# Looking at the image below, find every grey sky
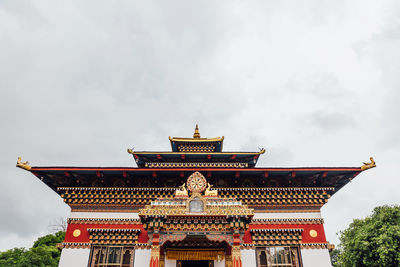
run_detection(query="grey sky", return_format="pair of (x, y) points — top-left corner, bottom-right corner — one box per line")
(1, 0), (399, 250)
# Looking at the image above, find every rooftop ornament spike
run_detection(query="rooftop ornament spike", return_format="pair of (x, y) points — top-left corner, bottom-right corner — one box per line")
(193, 124), (201, 139)
(361, 157), (376, 171)
(16, 157), (31, 171)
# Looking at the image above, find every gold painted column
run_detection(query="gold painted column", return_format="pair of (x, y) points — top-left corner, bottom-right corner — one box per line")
(231, 246), (242, 267)
(149, 245), (160, 267)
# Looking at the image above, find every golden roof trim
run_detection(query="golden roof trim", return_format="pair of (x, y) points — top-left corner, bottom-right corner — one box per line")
(129, 150), (263, 155)
(168, 136), (224, 142)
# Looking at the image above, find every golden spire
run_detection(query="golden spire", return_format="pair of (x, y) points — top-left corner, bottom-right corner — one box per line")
(193, 124), (200, 138)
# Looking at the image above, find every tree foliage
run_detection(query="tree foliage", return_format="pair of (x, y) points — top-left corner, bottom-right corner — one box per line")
(0, 231), (65, 267)
(332, 205), (400, 267)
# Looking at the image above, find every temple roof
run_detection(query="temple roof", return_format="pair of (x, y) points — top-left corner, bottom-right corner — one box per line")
(128, 125), (265, 167)
(169, 125), (224, 152)
(128, 150), (265, 168)
(16, 126), (376, 207)
(26, 166), (363, 193)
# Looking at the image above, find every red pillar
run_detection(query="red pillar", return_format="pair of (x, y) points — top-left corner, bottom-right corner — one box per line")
(232, 246), (242, 267)
(149, 232), (160, 267)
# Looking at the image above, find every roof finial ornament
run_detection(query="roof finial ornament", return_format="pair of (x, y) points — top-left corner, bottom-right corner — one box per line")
(193, 124), (200, 139)
(361, 157), (376, 171)
(16, 157), (31, 171)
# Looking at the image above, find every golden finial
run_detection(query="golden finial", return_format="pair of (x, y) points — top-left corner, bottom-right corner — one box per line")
(361, 157), (376, 171)
(193, 124), (200, 138)
(204, 182), (218, 197)
(175, 183), (188, 198)
(16, 157), (31, 171)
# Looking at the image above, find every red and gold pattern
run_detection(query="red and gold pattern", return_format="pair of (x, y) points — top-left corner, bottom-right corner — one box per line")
(64, 223), (149, 245)
(145, 162), (248, 168)
(88, 228), (140, 245)
(59, 186), (333, 211)
(246, 223), (327, 244)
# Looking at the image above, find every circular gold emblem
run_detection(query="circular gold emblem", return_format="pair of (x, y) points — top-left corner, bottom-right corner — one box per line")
(73, 229), (81, 237)
(309, 229), (318, 238)
(186, 172), (207, 193)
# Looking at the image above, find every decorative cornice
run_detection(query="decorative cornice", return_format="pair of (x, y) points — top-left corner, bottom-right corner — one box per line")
(87, 228), (141, 233)
(134, 243), (151, 249)
(253, 208), (321, 213)
(168, 136), (224, 142)
(251, 218), (324, 224)
(60, 186), (333, 210)
(129, 151), (263, 155)
(58, 187), (177, 191)
(241, 244), (255, 249)
(300, 243), (329, 249)
(250, 228), (303, 234)
(140, 202), (254, 217)
(61, 242), (90, 249)
(144, 162), (248, 168)
(219, 187), (335, 192)
(59, 186), (334, 192)
(88, 228), (141, 245)
(250, 228), (303, 246)
(70, 207), (142, 213)
(68, 218), (141, 224)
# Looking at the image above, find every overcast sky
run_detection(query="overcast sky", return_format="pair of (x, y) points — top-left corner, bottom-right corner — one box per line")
(1, 0), (399, 251)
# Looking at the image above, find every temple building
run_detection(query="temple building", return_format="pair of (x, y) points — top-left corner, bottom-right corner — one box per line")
(16, 126), (376, 267)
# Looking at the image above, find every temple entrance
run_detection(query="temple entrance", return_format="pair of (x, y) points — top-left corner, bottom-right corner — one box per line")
(162, 235), (227, 267)
(178, 260), (213, 267)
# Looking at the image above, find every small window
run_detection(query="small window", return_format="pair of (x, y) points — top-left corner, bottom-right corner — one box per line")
(90, 246), (134, 267)
(259, 250), (267, 267)
(189, 197), (204, 212)
(256, 247), (301, 267)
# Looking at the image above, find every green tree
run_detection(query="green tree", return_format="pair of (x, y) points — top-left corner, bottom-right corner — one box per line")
(33, 231), (65, 248)
(0, 231), (65, 267)
(332, 205), (400, 267)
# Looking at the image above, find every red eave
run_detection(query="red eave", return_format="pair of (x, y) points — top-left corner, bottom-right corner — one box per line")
(30, 167), (362, 172)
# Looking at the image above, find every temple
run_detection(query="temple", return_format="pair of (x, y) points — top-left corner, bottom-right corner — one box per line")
(16, 126), (376, 267)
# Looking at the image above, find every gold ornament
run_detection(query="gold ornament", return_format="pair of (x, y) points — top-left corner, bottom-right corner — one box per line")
(187, 172), (207, 193)
(361, 157), (376, 171)
(309, 229), (318, 238)
(73, 229), (81, 237)
(204, 183), (218, 197)
(175, 183), (188, 197)
(16, 157), (31, 171)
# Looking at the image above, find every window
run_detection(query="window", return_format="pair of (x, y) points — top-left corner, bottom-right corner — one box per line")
(256, 247), (301, 267)
(90, 246), (134, 267)
(189, 197), (204, 212)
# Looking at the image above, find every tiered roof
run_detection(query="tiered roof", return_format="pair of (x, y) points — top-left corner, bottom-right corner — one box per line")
(130, 125), (264, 168)
(16, 126), (376, 211)
(169, 124), (224, 152)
